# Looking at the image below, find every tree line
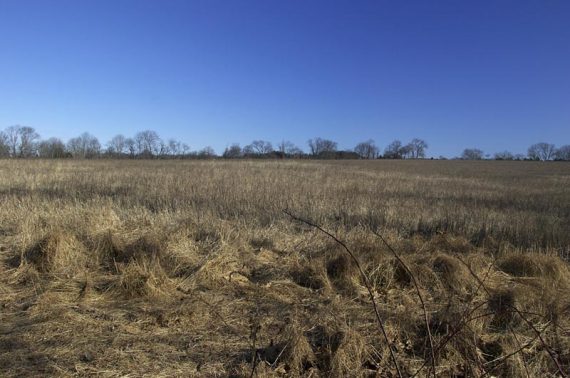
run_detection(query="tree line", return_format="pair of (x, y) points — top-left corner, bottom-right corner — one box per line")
(0, 125), (568, 161)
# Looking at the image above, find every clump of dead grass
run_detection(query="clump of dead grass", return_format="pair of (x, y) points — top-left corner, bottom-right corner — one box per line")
(21, 230), (87, 277)
(110, 259), (173, 299)
(432, 253), (476, 294)
(497, 252), (570, 282)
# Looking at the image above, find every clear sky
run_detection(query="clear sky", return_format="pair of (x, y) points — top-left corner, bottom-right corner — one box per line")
(1, 1), (569, 157)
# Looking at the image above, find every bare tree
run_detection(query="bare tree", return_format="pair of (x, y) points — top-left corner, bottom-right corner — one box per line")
(5, 125), (21, 157)
(407, 138), (428, 159)
(125, 138), (136, 157)
(107, 134), (127, 155)
(354, 139), (379, 159)
(223, 143), (242, 158)
(181, 143), (190, 156)
(167, 139), (182, 156)
(134, 130), (161, 156)
(0, 131), (9, 157)
(198, 146), (216, 158)
(38, 138), (66, 158)
(555, 145), (570, 161)
(308, 137), (337, 157)
(528, 142), (556, 161)
(67, 132), (101, 158)
(250, 140), (273, 154)
(461, 148), (484, 160)
(400, 144), (413, 159)
(277, 140), (302, 157)
(494, 151), (514, 160)
(384, 140), (403, 159)
(242, 144), (255, 156)
(4, 125), (40, 157)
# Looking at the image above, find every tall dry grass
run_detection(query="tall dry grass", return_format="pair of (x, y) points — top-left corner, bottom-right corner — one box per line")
(0, 159), (569, 376)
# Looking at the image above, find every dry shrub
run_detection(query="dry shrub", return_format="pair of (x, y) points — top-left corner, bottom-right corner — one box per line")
(22, 231), (87, 276)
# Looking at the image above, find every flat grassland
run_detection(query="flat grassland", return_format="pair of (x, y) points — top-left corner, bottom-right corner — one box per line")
(0, 159), (569, 377)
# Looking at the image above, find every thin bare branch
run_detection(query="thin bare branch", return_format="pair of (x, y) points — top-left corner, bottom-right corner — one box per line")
(283, 209), (403, 378)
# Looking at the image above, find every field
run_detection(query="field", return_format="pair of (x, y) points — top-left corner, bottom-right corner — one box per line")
(1, 159), (569, 377)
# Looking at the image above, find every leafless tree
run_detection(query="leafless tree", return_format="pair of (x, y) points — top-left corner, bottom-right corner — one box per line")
(555, 145), (570, 161)
(308, 137), (337, 157)
(181, 143), (190, 156)
(134, 130), (161, 156)
(528, 142), (556, 161)
(125, 138), (136, 157)
(5, 125), (40, 157)
(400, 144), (413, 159)
(198, 146), (216, 158)
(407, 138), (428, 159)
(384, 140), (403, 159)
(38, 138), (66, 158)
(461, 148), (484, 160)
(167, 139), (182, 156)
(67, 132), (101, 158)
(223, 143), (242, 158)
(494, 151), (514, 160)
(354, 139), (379, 159)
(0, 131), (9, 157)
(5, 125), (21, 157)
(277, 140), (302, 157)
(107, 134), (127, 154)
(250, 140), (273, 154)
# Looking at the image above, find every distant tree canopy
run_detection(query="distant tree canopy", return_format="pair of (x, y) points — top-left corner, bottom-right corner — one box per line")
(38, 138), (67, 158)
(1, 124), (569, 161)
(494, 151), (514, 160)
(67, 132), (101, 158)
(461, 148), (484, 160)
(382, 139), (429, 159)
(528, 142), (557, 161)
(308, 137), (338, 157)
(354, 139), (379, 159)
(555, 145), (570, 161)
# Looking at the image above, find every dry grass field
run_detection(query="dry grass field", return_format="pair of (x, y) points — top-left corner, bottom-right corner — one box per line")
(1, 159), (569, 377)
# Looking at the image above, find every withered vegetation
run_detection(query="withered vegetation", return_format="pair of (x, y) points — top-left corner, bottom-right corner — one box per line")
(0, 159), (569, 377)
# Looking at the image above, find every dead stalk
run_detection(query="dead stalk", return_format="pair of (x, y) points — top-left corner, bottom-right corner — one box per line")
(372, 229), (436, 378)
(283, 209), (403, 378)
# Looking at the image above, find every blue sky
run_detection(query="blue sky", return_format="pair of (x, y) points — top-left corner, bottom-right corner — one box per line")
(1, 1), (569, 157)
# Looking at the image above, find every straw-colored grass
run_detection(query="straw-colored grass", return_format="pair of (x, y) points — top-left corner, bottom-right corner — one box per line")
(0, 159), (569, 376)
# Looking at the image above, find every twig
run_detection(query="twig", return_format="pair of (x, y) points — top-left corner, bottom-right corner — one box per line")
(456, 256), (567, 377)
(481, 321), (552, 377)
(507, 305), (566, 377)
(373, 229), (437, 378)
(411, 300), (490, 378)
(282, 209), (403, 378)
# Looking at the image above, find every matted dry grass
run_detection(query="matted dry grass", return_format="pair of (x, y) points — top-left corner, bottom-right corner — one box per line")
(0, 159), (569, 377)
